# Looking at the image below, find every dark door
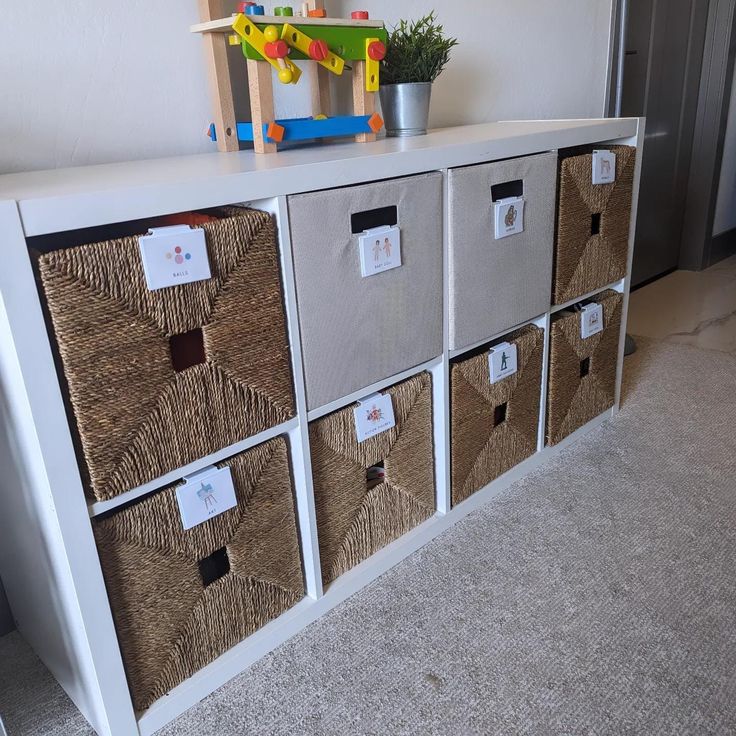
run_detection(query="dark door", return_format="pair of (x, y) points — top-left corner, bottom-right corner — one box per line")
(619, 0), (709, 285)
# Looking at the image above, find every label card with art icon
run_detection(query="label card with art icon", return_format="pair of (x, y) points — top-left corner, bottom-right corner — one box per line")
(353, 392), (396, 442)
(580, 303), (604, 339)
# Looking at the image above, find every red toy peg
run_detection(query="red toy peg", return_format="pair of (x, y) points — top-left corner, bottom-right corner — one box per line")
(308, 39), (330, 61)
(351, 10), (369, 19)
(264, 39), (289, 58)
(367, 40), (386, 61)
(237, 1), (255, 11)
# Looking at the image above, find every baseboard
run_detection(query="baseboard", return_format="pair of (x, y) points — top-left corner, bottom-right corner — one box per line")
(708, 227), (736, 267)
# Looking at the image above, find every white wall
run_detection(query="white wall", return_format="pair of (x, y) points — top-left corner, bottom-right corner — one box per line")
(713, 69), (736, 236)
(0, 1), (613, 174)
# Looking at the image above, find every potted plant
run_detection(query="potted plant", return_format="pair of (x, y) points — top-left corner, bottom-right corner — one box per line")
(379, 12), (459, 137)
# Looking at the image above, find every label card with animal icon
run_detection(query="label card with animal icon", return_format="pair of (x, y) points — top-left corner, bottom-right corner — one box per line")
(138, 225), (211, 291)
(353, 392), (396, 442)
(176, 465), (237, 530)
(488, 342), (518, 383)
(580, 303), (604, 339)
(358, 225), (402, 278)
(494, 197), (525, 239)
(592, 150), (617, 185)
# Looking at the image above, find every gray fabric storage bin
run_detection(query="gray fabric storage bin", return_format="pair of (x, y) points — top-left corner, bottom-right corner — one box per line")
(448, 152), (557, 351)
(288, 173), (443, 410)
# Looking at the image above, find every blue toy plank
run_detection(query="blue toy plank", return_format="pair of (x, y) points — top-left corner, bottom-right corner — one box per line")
(208, 115), (377, 144)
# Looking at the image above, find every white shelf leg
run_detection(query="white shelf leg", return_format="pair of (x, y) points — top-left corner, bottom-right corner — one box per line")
(274, 195), (324, 600)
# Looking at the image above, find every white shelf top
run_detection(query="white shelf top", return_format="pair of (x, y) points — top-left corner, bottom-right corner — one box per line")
(0, 119), (638, 236)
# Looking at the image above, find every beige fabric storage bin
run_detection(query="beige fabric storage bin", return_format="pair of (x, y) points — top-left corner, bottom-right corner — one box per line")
(37, 208), (295, 502)
(547, 290), (623, 445)
(451, 325), (544, 506)
(288, 173), (443, 410)
(553, 146), (636, 305)
(94, 437), (303, 712)
(309, 373), (435, 585)
(448, 152), (557, 350)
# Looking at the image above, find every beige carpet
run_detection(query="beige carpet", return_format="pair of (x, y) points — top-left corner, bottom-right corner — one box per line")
(1, 337), (735, 735)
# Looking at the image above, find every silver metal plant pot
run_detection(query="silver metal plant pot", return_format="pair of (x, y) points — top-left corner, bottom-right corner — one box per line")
(379, 82), (432, 137)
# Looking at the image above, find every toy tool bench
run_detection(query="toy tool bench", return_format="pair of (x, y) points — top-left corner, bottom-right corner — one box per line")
(193, 1), (387, 152)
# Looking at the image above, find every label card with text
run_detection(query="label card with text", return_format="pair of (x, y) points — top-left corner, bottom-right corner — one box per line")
(358, 225), (402, 277)
(176, 465), (237, 530)
(592, 150), (617, 185)
(139, 225), (211, 291)
(494, 197), (525, 239)
(353, 392), (396, 442)
(580, 303), (604, 339)
(488, 342), (518, 383)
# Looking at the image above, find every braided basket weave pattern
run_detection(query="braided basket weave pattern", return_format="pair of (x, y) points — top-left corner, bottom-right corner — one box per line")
(38, 208), (295, 501)
(451, 325), (544, 506)
(310, 373), (435, 586)
(546, 290), (623, 445)
(553, 146), (635, 304)
(94, 437), (304, 712)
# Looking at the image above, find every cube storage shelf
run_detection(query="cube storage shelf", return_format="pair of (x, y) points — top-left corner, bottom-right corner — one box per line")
(0, 119), (643, 736)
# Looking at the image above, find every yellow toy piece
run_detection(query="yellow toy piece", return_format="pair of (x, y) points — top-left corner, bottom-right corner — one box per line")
(280, 23), (345, 76)
(231, 14), (302, 85)
(364, 37), (380, 92)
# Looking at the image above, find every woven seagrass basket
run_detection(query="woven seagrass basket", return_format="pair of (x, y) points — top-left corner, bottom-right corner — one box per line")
(37, 207), (295, 501)
(553, 146), (636, 305)
(546, 290), (623, 445)
(309, 372), (435, 586)
(451, 325), (544, 506)
(94, 436), (303, 712)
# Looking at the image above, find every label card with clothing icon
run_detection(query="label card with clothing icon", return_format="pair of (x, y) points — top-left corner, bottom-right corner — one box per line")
(488, 341), (518, 383)
(176, 465), (237, 530)
(592, 150), (617, 185)
(358, 225), (402, 277)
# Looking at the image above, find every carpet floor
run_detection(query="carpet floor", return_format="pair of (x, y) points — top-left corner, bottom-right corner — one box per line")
(1, 337), (735, 735)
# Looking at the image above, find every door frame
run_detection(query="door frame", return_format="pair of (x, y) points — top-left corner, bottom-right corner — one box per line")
(607, 0), (736, 272)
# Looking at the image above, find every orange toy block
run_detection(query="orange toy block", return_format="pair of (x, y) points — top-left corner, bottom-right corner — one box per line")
(367, 113), (384, 133)
(307, 8), (327, 16)
(267, 121), (286, 142)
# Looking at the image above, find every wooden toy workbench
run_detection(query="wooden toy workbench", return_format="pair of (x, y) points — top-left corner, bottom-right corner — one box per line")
(193, 0), (387, 152)
(0, 118), (644, 736)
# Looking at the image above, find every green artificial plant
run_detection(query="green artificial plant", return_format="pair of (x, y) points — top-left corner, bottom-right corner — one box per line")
(381, 12), (459, 85)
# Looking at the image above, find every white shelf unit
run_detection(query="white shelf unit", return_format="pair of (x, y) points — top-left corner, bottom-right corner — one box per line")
(0, 119), (644, 736)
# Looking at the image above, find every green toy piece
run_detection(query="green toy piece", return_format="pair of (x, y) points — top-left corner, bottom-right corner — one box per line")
(240, 24), (387, 62)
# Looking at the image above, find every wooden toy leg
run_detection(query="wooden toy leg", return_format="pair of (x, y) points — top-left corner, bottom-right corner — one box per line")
(247, 59), (277, 154)
(352, 61), (376, 143)
(311, 66), (332, 117)
(199, 0), (239, 152)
